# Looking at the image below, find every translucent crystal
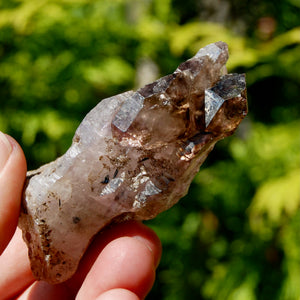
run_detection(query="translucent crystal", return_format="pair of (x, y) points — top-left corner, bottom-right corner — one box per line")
(19, 41), (247, 284)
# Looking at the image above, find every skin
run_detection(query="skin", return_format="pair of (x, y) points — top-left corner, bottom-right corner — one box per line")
(0, 133), (162, 300)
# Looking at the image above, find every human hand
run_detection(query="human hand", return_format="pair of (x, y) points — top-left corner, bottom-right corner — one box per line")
(0, 132), (162, 300)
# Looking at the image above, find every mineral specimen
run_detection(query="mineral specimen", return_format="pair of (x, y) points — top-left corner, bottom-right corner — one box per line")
(19, 41), (247, 284)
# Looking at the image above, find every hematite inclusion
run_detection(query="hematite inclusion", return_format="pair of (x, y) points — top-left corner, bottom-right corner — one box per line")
(19, 41), (248, 284)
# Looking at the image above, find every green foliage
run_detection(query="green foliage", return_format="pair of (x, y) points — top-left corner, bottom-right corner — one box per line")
(1, 0), (299, 299)
(149, 120), (300, 300)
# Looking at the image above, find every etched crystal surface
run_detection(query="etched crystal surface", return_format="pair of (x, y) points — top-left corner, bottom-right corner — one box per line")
(19, 41), (247, 284)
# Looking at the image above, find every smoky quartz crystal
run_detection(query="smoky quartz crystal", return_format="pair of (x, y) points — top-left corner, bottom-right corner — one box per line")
(19, 41), (247, 284)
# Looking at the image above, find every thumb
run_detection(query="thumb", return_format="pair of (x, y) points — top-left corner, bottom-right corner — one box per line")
(0, 132), (27, 254)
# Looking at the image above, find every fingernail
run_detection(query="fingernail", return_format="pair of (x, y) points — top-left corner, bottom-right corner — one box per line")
(133, 236), (153, 253)
(133, 235), (158, 267)
(0, 132), (12, 172)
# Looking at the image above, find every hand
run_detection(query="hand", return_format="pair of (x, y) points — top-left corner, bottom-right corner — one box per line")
(0, 132), (162, 300)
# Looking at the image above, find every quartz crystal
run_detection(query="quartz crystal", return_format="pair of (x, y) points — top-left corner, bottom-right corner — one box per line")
(19, 41), (247, 284)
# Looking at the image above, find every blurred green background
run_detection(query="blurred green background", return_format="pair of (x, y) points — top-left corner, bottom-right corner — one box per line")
(0, 0), (299, 299)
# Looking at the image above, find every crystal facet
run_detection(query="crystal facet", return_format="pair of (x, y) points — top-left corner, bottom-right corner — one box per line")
(205, 89), (225, 127)
(112, 92), (145, 132)
(19, 41), (248, 284)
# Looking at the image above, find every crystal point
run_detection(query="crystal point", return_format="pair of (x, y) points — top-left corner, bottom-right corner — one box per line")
(205, 73), (246, 127)
(19, 41), (247, 284)
(195, 42), (222, 62)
